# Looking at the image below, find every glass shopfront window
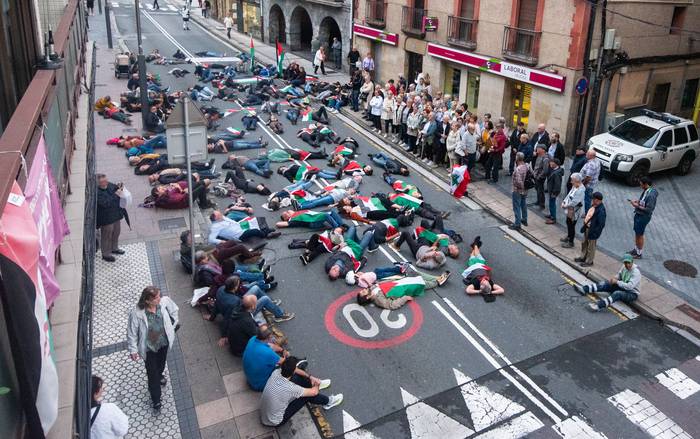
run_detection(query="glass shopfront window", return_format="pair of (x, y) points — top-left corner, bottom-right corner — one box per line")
(466, 71), (479, 112)
(510, 81), (531, 127)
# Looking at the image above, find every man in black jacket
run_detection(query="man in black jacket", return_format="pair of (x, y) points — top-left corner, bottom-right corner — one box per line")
(548, 133), (566, 166)
(145, 106), (165, 133)
(219, 295), (260, 356)
(347, 47), (360, 77)
(508, 121), (526, 175)
(96, 174), (125, 262)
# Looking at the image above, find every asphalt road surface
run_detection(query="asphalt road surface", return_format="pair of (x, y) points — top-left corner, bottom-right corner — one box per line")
(114, 3), (700, 438)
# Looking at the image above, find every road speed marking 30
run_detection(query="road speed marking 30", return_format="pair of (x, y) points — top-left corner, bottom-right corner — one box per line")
(324, 291), (423, 349)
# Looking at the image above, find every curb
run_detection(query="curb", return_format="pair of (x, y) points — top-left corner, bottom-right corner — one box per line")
(338, 109), (700, 338)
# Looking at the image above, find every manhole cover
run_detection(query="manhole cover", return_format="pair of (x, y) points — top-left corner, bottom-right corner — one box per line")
(663, 260), (697, 278)
(158, 217), (187, 231)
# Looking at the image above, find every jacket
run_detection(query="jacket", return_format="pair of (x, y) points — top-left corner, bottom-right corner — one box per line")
(491, 130), (507, 155)
(551, 142), (566, 165)
(616, 264), (641, 295)
(546, 166), (564, 196)
(569, 153), (587, 173)
(634, 187), (658, 218)
(127, 296), (179, 359)
(369, 95), (383, 116)
(529, 130), (550, 149)
(96, 183), (124, 227)
(90, 402), (129, 439)
(381, 96), (394, 120)
(446, 130), (461, 159)
(406, 112), (422, 136)
(324, 251), (354, 277)
(222, 308), (258, 356)
(584, 203), (606, 241)
(509, 128), (526, 151)
(533, 154), (550, 181)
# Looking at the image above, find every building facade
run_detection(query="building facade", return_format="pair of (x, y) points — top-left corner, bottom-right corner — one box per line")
(353, 0), (700, 145)
(262, 0), (352, 69)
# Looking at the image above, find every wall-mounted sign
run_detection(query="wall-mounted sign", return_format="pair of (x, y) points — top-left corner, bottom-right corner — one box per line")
(353, 23), (399, 46)
(575, 77), (589, 95)
(427, 42), (566, 93)
(422, 16), (438, 32)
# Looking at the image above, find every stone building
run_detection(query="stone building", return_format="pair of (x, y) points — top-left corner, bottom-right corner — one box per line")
(353, 0), (700, 145)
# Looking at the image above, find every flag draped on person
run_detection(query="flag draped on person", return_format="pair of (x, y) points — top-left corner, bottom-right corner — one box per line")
(249, 37), (255, 72)
(238, 216), (260, 230)
(450, 164), (471, 198)
(355, 196), (386, 211)
(276, 40), (285, 77)
(378, 276), (426, 298)
(381, 218), (400, 240)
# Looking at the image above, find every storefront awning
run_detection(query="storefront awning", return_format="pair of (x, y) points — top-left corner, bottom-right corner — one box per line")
(353, 24), (399, 46)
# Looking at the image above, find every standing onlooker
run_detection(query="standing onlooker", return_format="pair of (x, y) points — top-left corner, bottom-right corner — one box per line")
(87, 0), (95, 15)
(529, 123), (550, 149)
(420, 112), (437, 165)
(347, 47), (360, 77)
(399, 97), (411, 148)
(560, 173), (585, 248)
(580, 149), (601, 212)
(435, 115), (450, 167)
(96, 174), (125, 262)
(181, 6), (191, 30)
(313, 46), (326, 75)
(545, 159), (564, 224)
(461, 123), (478, 172)
(509, 152), (530, 230)
(224, 13), (234, 39)
(350, 70), (362, 112)
(392, 95), (406, 144)
(566, 146), (587, 193)
(369, 90), (384, 133)
(508, 121), (526, 175)
(152, 0), (159, 10)
(90, 375), (129, 439)
(548, 133), (566, 165)
(331, 37), (342, 69)
(576, 192), (606, 267)
(203, 0), (211, 18)
(405, 106), (421, 154)
(380, 91), (395, 138)
(446, 121), (462, 170)
(127, 286), (179, 410)
(629, 176), (657, 259)
(532, 144), (550, 209)
(486, 123), (507, 183)
(362, 52), (375, 76)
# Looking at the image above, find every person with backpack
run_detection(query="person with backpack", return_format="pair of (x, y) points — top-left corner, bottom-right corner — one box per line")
(90, 375), (129, 438)
(509, 152), (532, 231)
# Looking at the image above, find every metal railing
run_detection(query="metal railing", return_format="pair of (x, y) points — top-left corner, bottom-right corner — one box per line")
(401, 6), (426, 37)
(502, 26), (541, 65)
(365, 0), (387, 28)
(447, 15), (477, 50)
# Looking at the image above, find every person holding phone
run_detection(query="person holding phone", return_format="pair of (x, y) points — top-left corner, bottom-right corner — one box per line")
(96, 174), (126, 262)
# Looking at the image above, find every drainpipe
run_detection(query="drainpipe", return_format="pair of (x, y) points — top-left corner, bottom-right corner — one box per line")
(573, 0), (597, 152)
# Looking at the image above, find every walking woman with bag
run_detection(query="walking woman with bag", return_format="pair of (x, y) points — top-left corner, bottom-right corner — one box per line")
(90, 375), (129, 438)
(127, 286), (179, 410)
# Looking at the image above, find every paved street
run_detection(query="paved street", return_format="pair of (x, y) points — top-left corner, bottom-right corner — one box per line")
(94, 2), (700, 438)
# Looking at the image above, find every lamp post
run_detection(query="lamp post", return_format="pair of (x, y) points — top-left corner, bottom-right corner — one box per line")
(182, 97), (196, 280)
(134, 0), (150, 129)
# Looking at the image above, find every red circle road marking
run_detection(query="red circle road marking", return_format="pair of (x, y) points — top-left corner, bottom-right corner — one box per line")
(324, 291), (424, 349)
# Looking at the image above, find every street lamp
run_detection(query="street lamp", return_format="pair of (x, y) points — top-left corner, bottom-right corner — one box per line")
(134, 0), (150, 129)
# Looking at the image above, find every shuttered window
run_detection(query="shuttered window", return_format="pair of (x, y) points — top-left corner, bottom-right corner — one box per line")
(460, 0), (474, 18)
(517, 0), (538, 30)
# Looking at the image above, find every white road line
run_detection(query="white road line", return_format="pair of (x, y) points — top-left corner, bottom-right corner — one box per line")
(111, 2), (119, 7)
(553, 416), (609, 439)
(342, 411), (379, 438)
(655, 368), (700, 399)
(473, 412), (544, 439)
(432, 300), (563, 424)
(140, 9), (197, 62)
(608, 389), (691, 439)
(401, 387), (475, 439)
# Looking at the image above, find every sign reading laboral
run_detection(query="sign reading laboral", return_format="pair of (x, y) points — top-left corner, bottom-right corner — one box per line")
(427, 43), (566, 93)
(354, 23), (399, 46)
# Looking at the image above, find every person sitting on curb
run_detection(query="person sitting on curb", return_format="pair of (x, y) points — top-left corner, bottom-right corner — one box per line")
(260, 355), (343, 427)
(210, 276), (291, 324)
(462, 236), (505, 302)
(574, 254), (641, 312)
(218, 295), (286, 357)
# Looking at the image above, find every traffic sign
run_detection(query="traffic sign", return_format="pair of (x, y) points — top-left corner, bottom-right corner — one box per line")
(575, 77), (589, 95)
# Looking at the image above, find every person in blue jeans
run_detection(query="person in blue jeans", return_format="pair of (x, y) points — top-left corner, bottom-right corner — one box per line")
(210, 277), (291, 322)
(293, 188), (353, 211)
(369, 152), (410, 176)
(225, 139), (268, 150)
(243, 157), (272, 177)
(277, 208), (345, 229)
(575, 254), (641, 312)
(509, 152), (529, 230)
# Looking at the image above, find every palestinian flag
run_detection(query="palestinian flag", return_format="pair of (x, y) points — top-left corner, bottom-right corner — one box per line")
(319, 127), (334, 135)
(290, 147), (310, 161)
(290, 189), (314, 202)
(462, 254), (490, 280)
(249, 37), (255, 72)
(339, 245), (362, 271)
(0, 182), (59, 437)
(294, 164), (318, 182)
(342, 160), (364, 175)
(356, 196), (386, 212)
(226, 127), (243, 135)
(389, 192), (423, 209)
(238, 216), (260, 230)
(450, 164), (471, 198)
(301, 109), (313, 122)
(381, 218), (400, 240)
(414, 226), (450, 248)
(317, 230), (336, 252)
(391, 180), (421, 197)
(267, 149), (293, 162)
(289, 210), (327, 224)
(276, 40), (285, 77)
(334, 145), (354, 156)
(378, 276), (426, 298)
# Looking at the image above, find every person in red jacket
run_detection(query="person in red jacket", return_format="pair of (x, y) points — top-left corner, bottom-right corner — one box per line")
(151, 179), (215, 209)
(485, 123), (508, 183)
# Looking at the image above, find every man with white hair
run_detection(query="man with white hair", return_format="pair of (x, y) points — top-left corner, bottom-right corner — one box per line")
(529, 123), (550, 149)
(460, 123), (479, 172)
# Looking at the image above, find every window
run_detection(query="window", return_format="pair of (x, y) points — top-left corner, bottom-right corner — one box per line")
(518, 0), (538, 30)
(681, 78), (698, 110)
(670, 7), (686, 35)
(688, 125), (699, 142)
(609, 120), (660, 148)
(658, 131), (673, 148)
(674, 127), (689, 145)
(466, 71), (480, 111)
(460, 0), (475, 18)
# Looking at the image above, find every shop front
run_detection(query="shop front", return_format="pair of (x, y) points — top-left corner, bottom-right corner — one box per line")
(443, 64), (480, 113)
(237, 0), (261, 39)
(352, 23), (399, 82)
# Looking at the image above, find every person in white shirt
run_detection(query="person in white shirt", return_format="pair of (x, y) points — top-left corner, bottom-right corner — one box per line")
(223, 13), (234, 39)
(313, 47), (326, 75)
(90, 376), (129, 439)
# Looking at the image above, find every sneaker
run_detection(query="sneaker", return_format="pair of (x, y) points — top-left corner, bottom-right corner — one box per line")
(296, 359), (308, 370)
(299, 254), (310, 265)
(574, 257), (585, 262)
(573, 284), (585, 295)
(319, 379), (331, 390)
(579, 261), (593, 267)
(367, 246), (378, 253)
(545, 219), (556, 224)
(587, 303), (601, 312)
(267, 281), (278, 290)
(291, 199), (301, 210)
(257, 258), (267, 269)
(112, 248), (126, 255)
(323, 394), (344, 410)
(521, 220), (528, 226)
(266, 231), (282, 239)
(102, 255), (116, 262)
(508, 224), (521, 231)
(265, 275), (276, 283)
(272, 298), (282, 306)
(389, 243), (401, 252)
(153, 401), (162, 410)
(274, 313), (295, 322)
(560, 236), (569, 243)
(632, 252), (642, 259)
(427, 160), (435, 166)
(436, 271), (451, 286)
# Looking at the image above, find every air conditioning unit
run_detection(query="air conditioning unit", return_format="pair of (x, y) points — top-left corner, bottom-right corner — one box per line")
(606, 112), (626, 131)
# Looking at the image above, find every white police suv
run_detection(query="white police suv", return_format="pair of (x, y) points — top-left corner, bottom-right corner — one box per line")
(587, 110), (699, 185)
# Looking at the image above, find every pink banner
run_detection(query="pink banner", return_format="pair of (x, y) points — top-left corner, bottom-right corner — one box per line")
(24, 137), (70, 307)
(354, 24), (399, 46)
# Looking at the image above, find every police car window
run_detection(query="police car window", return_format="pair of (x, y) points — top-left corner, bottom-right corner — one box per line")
(674, 127), (688, 145)
(609, 120), (659, 148)
(658, 131), (673, 148)
(688, 125), (699, 142)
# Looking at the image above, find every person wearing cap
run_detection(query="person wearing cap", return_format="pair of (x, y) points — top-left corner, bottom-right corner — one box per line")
(575, 254), (641, 311)
(463, 236), (505, 300)
(628, 176), (657, 259)
(576, 191), (606, 267)
(532, 144), (550, 209)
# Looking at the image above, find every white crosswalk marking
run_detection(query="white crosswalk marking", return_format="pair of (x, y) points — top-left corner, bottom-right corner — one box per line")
(656, 368), (700, 399)
(608, 389), (692, 439)
(453, 369), (526, 432)
(342, 411), (379, 439)
(111, 2), (119, 8)
(401, 387), (475, 439)
(553, 416), (608, 439)
(473, 412), (544, 439)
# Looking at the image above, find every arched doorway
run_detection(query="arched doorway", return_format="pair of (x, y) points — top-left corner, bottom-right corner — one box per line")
(268, 4), (286, 44)
(318, 16), (341, 50)
(289, 7), (313, 51)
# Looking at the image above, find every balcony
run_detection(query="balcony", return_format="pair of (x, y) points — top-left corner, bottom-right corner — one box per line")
(401, 6), (426, 37)
(365, 0), (387, 28)
(447, 15), (477, 50)
(502, 26), (541, 65)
